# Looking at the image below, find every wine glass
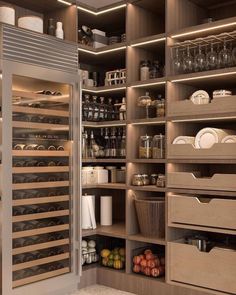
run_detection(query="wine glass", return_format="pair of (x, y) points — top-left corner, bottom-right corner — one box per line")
(172, 48), (182, 74)
(206, 42), (218, 70)
(183, 46), (194, 73)
(219, 39), (232, 68)
(194, 45), (206, 72)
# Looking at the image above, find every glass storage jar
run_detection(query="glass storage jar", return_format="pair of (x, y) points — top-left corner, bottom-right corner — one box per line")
(152, 134), (165, 159)
(156, 174), (165, 187)
(132, 174), (144, 186)
(140, 60), (150, 81)
(156, 96), (165, 117)
(150, 174), (158, 185)
(141, 174), (150, 186)
(139, 135), (153, 159)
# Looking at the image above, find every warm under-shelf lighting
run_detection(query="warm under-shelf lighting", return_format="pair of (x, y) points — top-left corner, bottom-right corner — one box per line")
(83, 122), (127, 128)
(171, 116), (236, 123)
(131, 37), (166, 47)
(131, 81), (166, 88)
(171, 71), (236, 83)
(78, 46), (126, 55)
(57, 0), (72, 6)
(82, 86), (126, 93)
(131, 121), (166, 126)
(171, 22), (236, 39)
(77, 4), (126, 16)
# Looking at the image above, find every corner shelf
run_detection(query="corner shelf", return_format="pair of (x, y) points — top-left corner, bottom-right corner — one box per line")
(83, 223), (126, 239)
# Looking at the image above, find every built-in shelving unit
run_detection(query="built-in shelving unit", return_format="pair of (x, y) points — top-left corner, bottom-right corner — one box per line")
(78, 1), (236, 295)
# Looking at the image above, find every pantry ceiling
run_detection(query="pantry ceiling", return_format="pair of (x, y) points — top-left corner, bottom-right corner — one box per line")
(78, 0), (122, 9)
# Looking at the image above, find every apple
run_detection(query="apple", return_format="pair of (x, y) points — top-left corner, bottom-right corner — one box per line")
(140, 259), (147, 267)
(133, 264), (141, 273)
(147, 259), (156, 269)
(133, 255), (141, 265)
(146, 253), (155, 260)
(151, 267), (160, 277)
(144, 267), (151, 276)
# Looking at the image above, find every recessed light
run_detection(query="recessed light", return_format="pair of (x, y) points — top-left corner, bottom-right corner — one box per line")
(78, 46), (126, 55)
(131, 81), (166, 88)
(77, 4), (126, 16)
(131, 37), (166, 47)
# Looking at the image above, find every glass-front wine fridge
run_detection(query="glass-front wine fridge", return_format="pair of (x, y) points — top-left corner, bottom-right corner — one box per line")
(1, 60), (81, 295)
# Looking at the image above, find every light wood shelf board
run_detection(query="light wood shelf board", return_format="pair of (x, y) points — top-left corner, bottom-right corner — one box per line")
(12, 106), (69, 117)
(13, 210), (70, 223)
(128, 185), (166, 192)
(13, 253), (69, 271)
(12, 150), (70, 157)
(13, 90), (70, 104)
(12, 267), (70, 288)
(12, 121), (69, 131)
(13, 181), (69, 190)
(13, 166), (70, 174)
(13, 239), (70, 255)
(13, 224), (70, 239)
(13, 195), (70, 206)
(128, 234), (166, 246)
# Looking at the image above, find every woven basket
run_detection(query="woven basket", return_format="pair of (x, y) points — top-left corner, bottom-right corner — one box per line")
(134, 198), (165, 238)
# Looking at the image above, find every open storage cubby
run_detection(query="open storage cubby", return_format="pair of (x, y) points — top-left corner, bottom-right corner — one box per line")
(167, 120), (236, 159)
(167, 0), (236, 35)
(0, 0), (77, 42)
(127, 190), (165, 241)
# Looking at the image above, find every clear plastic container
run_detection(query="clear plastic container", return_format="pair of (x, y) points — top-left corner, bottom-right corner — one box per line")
(152, 134), (165, 159)
(139, 135), (153, 159)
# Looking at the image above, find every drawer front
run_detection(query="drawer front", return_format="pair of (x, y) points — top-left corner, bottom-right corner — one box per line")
(169, 242), (236, 294)
(169, 195), (236, 230)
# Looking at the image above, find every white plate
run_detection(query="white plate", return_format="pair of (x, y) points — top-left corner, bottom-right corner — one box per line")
(195, 128), (234, 149)
(173, 136), (195, 145)
(222, 135), (236, 143)
(190, 90), (210, 105)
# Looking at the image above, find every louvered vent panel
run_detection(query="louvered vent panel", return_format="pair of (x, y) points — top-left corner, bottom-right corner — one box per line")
(2, 25), (78, 73)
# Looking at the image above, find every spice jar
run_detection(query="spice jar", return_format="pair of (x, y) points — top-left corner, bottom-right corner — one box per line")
(150, 174), (158, 185)
(142, 174), (150, 186)
(156, 174), (165, 187)
(140, 60), (150, 81)
(152, 134), (165, 159)
(132, 174), (143, 186)
(139, 135), (153, 159)
(156, 95), (165, 117)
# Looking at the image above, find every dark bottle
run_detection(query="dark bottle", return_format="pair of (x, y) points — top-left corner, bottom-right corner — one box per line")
(99, 97), (105, 121)
(13, 256), (23, 264)
(107, 98), (114, 121)
(110, 128), (117, 158)
(13, 191), (26, 200)
(22, 253), (35, 262)
(47, 18), (55, 36)
(13, 239), (22, 248)
(114, 99), (120, 120)
(82, 94), (90, 121)
(104, 128), (110, 158)
(116, 128), (122, 158)
(13, 175), (26, 184)
(14, 161), (26, 167)
(25, 160), (38, 167)
(36, 161), (47, 167)
(35, 251), (47, 260)
(120, 127), (126, 158)
(13, 207), (26, 216)
(48, 161), (56, 166)
(92, 96), (99, 121)
(47, 248), (57, 256)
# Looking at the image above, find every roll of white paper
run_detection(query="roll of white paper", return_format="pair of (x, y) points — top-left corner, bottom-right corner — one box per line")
(82, 195), (95, 229)
(100, 196), (112, 226)
(0, 6), (15, 25)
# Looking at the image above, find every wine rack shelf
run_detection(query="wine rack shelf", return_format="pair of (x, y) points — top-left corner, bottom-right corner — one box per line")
(13, 196), (70, 206)
(12, 224), (70, 239)
(13, 210), (70, 223)
(12, 267), (70, 288)
(12, 150), (70, 157)
(13, 167), (70, 174)
(12, 181), (70, 190)
(12, 121), (69, 131)
(13, 239), (70, 256)
(12, 90), (70, 104)
(13, 253), (70, 272)
(12, 106), (69, 118)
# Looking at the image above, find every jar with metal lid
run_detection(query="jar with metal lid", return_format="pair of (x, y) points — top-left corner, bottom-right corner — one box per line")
(156, 174), (165, 187)
(140, 60), (150, 81)
(150, 174), (158, 185)
(139, 135), (153, 159)
(132, 174), (143, 186)
(141, 174), (150, 186)
(152, 134), (165, 159)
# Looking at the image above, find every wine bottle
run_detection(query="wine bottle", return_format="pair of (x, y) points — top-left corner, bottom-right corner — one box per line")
(57, 146), (64, 151)
(13, 143), (26, 150)
(48, 161), (56, 166)
(14, 161), (26, 167)
(22, 253), (35, 262)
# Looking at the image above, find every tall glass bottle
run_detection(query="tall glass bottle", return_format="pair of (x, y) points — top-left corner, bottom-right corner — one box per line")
(92, 96), (99, 121)
(107, 98), (114, 121)
(110, 128), (117, 158)
(116, 128), (122, 158)
(89, 131), (96, 158)
(88, 95), (93, 121)
(99, 97), (105, 121)
(82, 128), (89, 159)
(120, 127), (126, 158)
(104, 128), (110, 158)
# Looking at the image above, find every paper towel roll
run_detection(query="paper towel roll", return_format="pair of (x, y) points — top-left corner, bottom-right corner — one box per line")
(100, 196), (112, 226)
(82, 195), (95, 229)
(0, 6), (15, 25)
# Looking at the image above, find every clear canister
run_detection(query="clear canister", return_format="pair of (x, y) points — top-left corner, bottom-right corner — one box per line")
(152, 134), (165, 159)
(139, 135), (153, 159)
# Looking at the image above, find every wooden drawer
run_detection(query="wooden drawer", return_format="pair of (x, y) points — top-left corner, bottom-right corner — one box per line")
(169, 241), (236, 294)
(168, 96), (236, 118)
(168, 143), (236, 159)
(168, 194), (236, 230)
(168, 172), (236, 191)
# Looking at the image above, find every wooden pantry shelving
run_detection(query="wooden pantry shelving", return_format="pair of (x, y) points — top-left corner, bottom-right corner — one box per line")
(78, 1), (236, 295)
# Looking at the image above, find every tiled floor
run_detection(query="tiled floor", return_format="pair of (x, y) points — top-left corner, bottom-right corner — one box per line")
(72, 285), (135, 295)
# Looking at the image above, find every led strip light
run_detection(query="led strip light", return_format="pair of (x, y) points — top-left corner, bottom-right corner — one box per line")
(131, 37), (166, 47)
(82, 86), (126, 93)
(171, 71), (236, 83)
(57, 0), (72, 6)
(131, 81), (166, 88)
(77, 4), (126, 16)
(78, 46), (126, 55)
(171, 22), (236, 39)
(171, 116), (236, 123)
